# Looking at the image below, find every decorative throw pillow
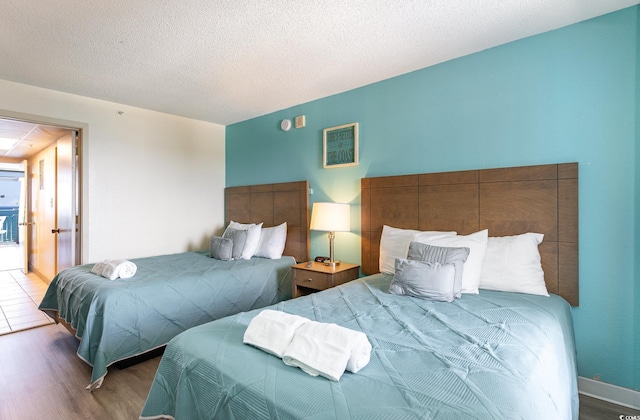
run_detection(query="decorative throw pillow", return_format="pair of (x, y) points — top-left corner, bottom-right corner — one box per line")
(389, 259), (456, 302)
(224, 221), (263, 259)
(407, 242), (469, 298)
(209, 236), (233, 261)
(222, 228), (248, 260)
(379, 225), (456, 275)
(479, 232), (549, 296)
(254, 222), (287, 259)
(413, 229), (488, 294)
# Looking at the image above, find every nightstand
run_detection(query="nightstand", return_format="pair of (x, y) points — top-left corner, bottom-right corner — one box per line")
(291, 261), (360, 298)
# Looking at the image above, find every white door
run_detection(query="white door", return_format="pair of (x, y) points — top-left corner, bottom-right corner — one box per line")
(54, 132), (75, 273)
(18, 159), (27, 273)
(31, 131), (76, 279)
(37, 146), (57, 279)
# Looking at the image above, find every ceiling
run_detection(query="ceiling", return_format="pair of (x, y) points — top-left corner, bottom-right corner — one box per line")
(0, 119), (71, 162)
(0, 0), (637, 129)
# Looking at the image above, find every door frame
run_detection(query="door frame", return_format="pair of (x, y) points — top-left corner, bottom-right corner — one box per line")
(0, 108), (86, 270)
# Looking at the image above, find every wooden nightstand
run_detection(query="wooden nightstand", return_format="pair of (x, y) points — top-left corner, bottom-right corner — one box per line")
(291, 261), (360, 298)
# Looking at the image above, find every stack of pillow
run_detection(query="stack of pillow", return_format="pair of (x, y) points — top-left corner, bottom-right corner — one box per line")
(209, 220), (288, 261)
(383, 225), (548, 301)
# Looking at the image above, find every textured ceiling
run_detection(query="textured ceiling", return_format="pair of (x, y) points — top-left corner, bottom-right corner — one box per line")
(0, 119), (71, 159)
(0, 0), (637, 126)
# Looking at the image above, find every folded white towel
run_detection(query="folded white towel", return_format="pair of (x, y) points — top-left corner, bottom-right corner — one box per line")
(90, 259), (137, 280)
(243, 309), (310, 358)
(282, 321), (372, 381)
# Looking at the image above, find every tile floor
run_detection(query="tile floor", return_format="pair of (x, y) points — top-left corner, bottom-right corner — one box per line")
(0, 242), (23, 271)
(0, 269), (53, 335)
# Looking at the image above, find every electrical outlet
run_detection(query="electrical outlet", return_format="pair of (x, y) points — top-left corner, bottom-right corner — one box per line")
(593, 374), (601, 381)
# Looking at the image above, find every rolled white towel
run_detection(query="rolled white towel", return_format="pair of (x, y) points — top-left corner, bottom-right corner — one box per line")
(113, 259), (137, 279)
(346, 331), (372, 374)
(243, 309), (310, 358)
(282, 321), (371, 381)
(90, 259), (137, 280)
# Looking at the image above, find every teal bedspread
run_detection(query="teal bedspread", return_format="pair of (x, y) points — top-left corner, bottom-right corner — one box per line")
(141, 273), (578, 420)
(38, 251), (294, 389)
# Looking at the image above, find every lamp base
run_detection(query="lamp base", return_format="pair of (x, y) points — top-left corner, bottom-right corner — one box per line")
(324, 260), (341, 268)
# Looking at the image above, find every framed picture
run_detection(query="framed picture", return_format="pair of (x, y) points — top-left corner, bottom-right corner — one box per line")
(323, 122), (359, 168)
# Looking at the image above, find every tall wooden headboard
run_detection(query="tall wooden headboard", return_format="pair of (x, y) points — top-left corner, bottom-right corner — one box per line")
(361, 163), (579, 306)
(225, 180), (310, 263)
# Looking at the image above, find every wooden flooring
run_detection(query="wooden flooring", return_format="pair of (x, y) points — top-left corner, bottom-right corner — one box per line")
(0, 323), (638, 419)
(579, 394), (640, 420)
(0, 323), (160, 420)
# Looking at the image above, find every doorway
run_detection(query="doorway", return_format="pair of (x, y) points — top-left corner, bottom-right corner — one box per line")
(0, 115), (82, 281)
(0, 165), (26, 270)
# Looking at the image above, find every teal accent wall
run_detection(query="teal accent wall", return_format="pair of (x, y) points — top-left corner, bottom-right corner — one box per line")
(227, 7), (639, 390)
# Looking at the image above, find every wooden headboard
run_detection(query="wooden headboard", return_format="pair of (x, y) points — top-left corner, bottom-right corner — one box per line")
(225, 180), (310, 263)
(361, 163), (579, 306)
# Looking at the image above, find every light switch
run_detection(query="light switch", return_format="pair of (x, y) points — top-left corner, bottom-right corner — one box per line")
(295, 115), (306, 128)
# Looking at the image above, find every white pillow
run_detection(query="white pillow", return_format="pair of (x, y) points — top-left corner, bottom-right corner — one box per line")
(479, 233), (549, 296)
(414, 229), (488, 294)
(224, 221), (263, 260)
(254, 222), (287, 259)
(379, 225), (456, 274)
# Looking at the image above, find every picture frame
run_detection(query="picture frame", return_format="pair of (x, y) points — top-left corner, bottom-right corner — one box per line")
(322, 122), (359, 168)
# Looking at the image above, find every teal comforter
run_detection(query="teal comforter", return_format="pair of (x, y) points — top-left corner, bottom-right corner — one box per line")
(141, 273), (578, 420)
(38, 252), (294, 389)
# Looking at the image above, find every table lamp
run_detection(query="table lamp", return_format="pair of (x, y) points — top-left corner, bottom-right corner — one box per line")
(310, 202), (350, 268)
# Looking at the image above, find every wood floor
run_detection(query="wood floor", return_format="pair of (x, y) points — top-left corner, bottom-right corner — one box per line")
(0, 323), (638, 420)
(0, 323), (160, 420)
(579, 394), (640, 420)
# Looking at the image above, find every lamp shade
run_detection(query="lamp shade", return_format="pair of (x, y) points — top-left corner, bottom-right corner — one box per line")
(310, 202), (350, 232)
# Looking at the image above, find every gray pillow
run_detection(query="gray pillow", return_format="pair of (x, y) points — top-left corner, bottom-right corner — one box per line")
(222, 228), (248, 260)
(407, 242), (469, 298)
(209, 236), (233, 261)
(389, 259), (457, 302)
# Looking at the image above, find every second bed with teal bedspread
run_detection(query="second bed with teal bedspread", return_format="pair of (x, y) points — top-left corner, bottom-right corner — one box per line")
(39, 251), (294, 389)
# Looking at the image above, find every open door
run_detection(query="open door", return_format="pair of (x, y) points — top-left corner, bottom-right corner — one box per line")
(18, 159), (28, 273)
(27, 129), (78, 280)
(55, 132), (75, 272)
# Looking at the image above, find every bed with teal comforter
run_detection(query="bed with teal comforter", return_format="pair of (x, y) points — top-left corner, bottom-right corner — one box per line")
(38, 251), (294, 390)
(140, 273), (578, 420)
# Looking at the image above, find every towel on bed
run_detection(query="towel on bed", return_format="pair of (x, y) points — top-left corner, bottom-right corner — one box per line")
(243, 309), (310, 358)
(282, 320), (372, 381)
(90, 259), (137, 280)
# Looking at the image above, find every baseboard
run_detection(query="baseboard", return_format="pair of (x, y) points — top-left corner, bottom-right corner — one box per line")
(578, 376), (640, 410)
(31, 267), (51, 284)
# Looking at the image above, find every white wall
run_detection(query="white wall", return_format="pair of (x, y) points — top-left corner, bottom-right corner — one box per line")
(0, 79), (225, 264)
